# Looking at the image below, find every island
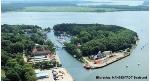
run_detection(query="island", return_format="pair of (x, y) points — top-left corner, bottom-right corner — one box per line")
(53, 23), (139, 69)
(1, 24), (74, 81)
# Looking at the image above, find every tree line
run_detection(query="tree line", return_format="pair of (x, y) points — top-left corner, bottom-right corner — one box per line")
(64, 42), (83, 59)
(2, 3), (148, 12)
(33, 60), (62, 70)
(53, 23), (138, 57)
(89, 5), (149, 11)
(1, 24), (42, 34)
(1, 3), (77, 12)
(1, 24), (55, 81)
(1, 3), (26, 12)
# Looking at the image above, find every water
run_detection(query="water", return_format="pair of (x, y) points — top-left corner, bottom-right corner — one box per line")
(1, 11), (149, 81)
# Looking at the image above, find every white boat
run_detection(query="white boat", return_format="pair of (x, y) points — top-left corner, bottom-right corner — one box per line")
(73, 55), (76, 58)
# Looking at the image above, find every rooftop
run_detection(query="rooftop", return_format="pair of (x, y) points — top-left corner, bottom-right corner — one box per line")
(36, 50), (51, 55)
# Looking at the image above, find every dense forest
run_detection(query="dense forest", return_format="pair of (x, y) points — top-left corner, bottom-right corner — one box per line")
(1, 24), (54, 81)
(1, 3), (77, 12)
(53, 23), (138, 58)
(90, 5), (149, 11)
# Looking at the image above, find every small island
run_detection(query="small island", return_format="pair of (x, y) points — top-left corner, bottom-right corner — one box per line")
(53, 23), (139, 69)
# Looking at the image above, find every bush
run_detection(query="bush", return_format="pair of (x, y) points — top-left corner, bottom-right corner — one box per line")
(127, 49), (130, 52)
(57, 64), (62, 67)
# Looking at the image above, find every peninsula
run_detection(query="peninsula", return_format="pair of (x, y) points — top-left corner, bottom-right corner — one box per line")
(53, 23), (139, 69)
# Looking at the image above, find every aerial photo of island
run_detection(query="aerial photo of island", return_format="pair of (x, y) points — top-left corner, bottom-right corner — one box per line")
(1, 0), (149, 81)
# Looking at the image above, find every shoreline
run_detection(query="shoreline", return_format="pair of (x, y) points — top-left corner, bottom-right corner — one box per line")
(3, 10), (149, 13)
(87, 54), (130, 69)
(54, 52), (61, 64)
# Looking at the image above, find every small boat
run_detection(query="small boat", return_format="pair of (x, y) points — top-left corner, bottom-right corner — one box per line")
(138, 63), (140, 65)
(83, 64), (91, 69)
(73, 55), (76, 58)
(85, 65), (91, 69)
(126, 65), (128, 67)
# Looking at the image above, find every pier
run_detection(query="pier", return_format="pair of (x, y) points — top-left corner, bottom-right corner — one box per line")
(83, 52), (130, 69)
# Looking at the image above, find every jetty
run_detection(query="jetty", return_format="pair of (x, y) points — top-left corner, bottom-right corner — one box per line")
(83, 52), (130, 69)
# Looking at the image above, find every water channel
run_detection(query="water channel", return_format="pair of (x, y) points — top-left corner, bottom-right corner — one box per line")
(1, 11), (149, 81)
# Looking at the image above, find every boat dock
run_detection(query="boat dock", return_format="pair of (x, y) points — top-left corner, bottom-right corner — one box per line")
(83, 52), (130, 69)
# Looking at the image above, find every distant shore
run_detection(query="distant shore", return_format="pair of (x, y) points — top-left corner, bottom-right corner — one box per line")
(17, 6), (149, 12)
(2, 4), (149, 12)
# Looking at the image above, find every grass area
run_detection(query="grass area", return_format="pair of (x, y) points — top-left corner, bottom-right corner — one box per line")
(18, 6), (116, 12)
(134, 36), (139, 41)
(86, 57), (94, 62)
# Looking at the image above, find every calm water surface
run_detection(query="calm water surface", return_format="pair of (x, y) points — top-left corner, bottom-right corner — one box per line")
(1, 11), (149, 81)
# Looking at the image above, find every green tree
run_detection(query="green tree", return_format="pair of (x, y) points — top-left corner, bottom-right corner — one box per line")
(5, 69), (21, 81)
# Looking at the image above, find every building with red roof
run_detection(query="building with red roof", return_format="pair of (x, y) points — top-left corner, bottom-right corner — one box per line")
(35, 50), (51, 56)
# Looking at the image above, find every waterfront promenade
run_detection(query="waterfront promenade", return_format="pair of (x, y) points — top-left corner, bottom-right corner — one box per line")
(83, 52), (130, 69)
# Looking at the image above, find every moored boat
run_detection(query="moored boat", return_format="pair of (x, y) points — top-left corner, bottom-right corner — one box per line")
(85, 65), (91, 69)
(83, 64), (91, 69)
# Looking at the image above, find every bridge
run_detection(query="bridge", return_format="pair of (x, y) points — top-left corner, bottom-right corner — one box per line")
(53, 42), (66, 49)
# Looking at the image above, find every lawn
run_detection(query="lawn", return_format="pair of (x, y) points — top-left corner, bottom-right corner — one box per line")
(86, 57), (94, 62)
